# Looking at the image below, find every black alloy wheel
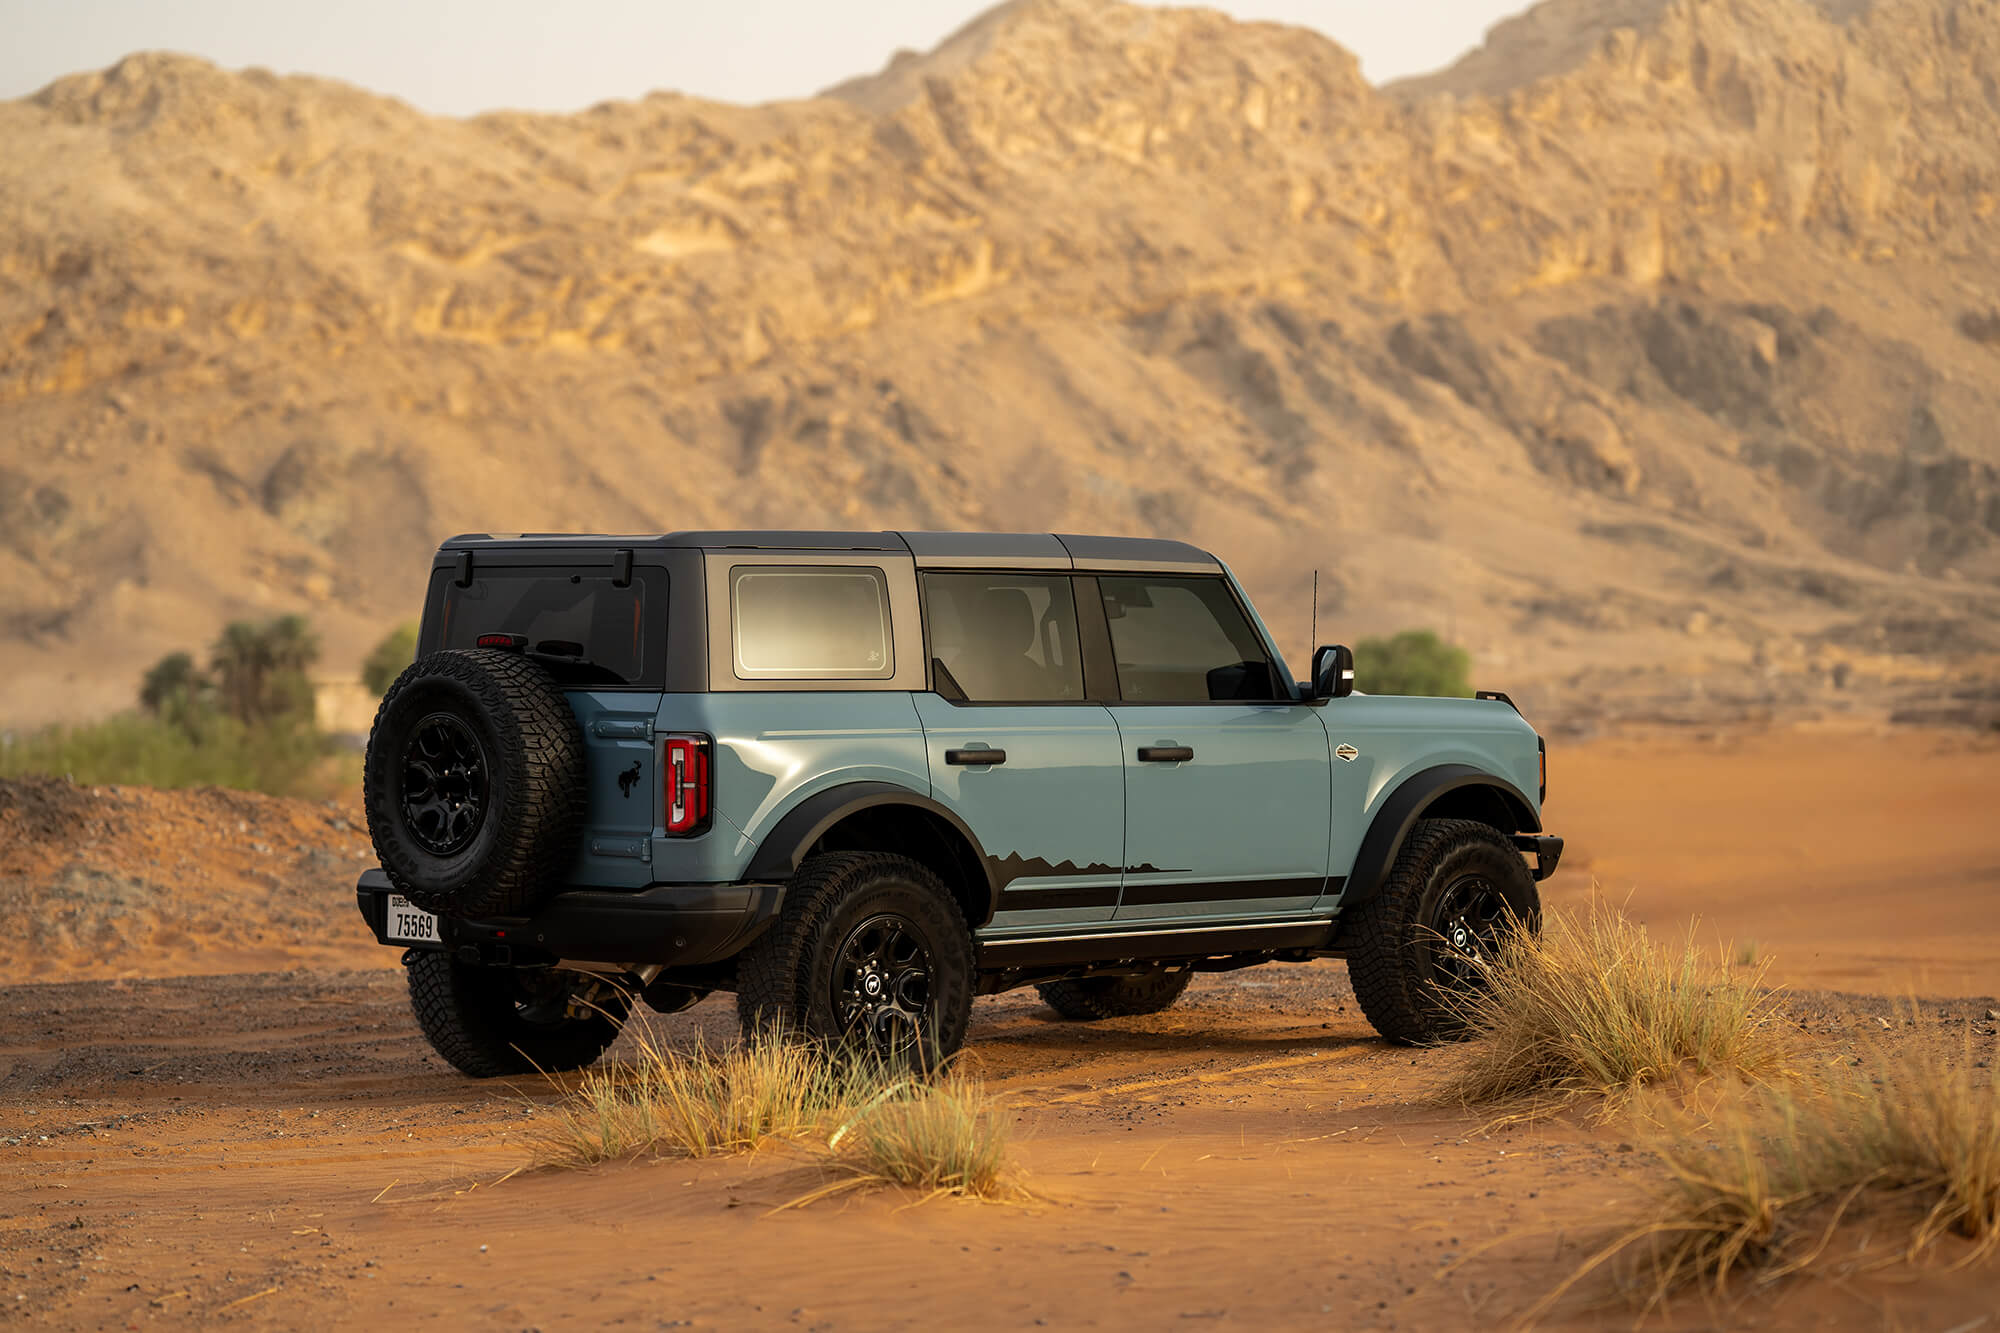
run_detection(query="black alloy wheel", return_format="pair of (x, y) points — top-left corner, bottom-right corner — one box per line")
(1424, 872), (1510, 993)
(735, 851), (976, 1065)
(832, 913), (936, 1056)
(1342, 818), (1541, 1046)
(401, 713), (489, 855)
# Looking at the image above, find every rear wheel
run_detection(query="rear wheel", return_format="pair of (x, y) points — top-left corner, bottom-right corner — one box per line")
(736, 852), (974, 1064)
(406, 953), (629, 1078)
(1343, 818), (1539, 1046)
(1037, 969), (1193, 1021)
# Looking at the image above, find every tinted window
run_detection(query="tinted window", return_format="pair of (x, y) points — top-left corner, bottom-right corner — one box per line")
(732, 566), (893, 679)
(1099, 576), (1280, 702)
(434, 568), (662, 686)
(924, 574), (1084, 702)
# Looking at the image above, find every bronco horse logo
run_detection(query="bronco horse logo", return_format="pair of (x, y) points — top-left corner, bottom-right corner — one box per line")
(617, 761), (642, 797)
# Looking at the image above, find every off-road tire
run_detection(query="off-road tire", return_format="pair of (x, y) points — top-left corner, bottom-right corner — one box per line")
(406, 952), (628, 1078)
(1036, 970), (1194, 1021)
(364, 648), (586, 918)
(736, 852), (975, 1063)
(1344, 818), (1539, 1046)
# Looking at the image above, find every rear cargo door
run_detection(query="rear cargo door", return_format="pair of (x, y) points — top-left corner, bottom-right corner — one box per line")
(565, 691), (663, 888)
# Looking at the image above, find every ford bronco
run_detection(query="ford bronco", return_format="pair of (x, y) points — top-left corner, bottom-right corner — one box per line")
(356, 531), (1559, 1076)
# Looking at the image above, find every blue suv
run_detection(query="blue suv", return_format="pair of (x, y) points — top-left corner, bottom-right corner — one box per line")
(356, 531), (1559, 1075)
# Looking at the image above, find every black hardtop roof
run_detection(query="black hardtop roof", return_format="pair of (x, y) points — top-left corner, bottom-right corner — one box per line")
(435, 530), (1222, 572)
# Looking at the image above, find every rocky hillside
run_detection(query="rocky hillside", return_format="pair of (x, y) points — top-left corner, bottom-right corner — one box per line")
(3, 0), (1998, 729)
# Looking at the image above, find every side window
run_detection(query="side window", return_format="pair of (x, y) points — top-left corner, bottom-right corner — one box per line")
(923, 574), (1085, 703)
(731, 566), (893, 680)
(1098, 576), (1280, 702)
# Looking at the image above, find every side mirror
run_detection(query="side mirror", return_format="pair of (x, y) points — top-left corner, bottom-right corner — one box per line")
(1311, 644), (1356, 700)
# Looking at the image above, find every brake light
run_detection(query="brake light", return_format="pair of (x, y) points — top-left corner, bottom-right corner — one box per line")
(476, 633), (526, 650)
(1538, 736), (1547, 804)
(663, 735), (712, 835)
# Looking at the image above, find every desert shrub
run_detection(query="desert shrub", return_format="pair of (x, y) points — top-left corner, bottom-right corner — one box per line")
(828, 1072), (1013, 1198)
(1353, 629), (1472, 697)
(534, 1032), (879, 1166)
(1438, 898), (1793, 1109)
(361, 622), (419, 696)
(1586, 1030), (2000, 1309)
(0, 710), (342, 796)
(139, 651), (208, 722)
(534, 1030), (1019, 1201)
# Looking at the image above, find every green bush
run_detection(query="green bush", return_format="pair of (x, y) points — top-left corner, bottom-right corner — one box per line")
(0, 612), (351, 797)
(361, 622), (419, 696)
(1353, 629), (1472, 697)
(0, 711), (345, 796)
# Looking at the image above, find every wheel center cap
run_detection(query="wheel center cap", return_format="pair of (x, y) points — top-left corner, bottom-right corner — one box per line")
(863, 974), (883, 997)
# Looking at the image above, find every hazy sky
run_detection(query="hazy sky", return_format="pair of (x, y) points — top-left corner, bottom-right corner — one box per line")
(0, 1), (1529, 114)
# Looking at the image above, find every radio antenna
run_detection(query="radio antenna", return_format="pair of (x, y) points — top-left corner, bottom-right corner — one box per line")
(1310, 569), (1319, 651)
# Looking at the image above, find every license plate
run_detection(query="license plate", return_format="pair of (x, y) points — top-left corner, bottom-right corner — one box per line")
(385, 894), (440, 944)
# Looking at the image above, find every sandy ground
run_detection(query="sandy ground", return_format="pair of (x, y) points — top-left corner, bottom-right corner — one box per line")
(1552, 725), (2000, 997)
(2, 726), (1999, 1329)
(2, 971), (1996, 1330)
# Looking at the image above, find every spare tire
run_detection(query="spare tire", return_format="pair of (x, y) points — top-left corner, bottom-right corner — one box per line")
(364, 648), (587, 918)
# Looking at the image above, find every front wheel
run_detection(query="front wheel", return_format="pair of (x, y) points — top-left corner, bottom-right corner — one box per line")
(406, 953), (629, 1078)
(1342, 818), (1539, 1046)
(735, 852), (974, 1064)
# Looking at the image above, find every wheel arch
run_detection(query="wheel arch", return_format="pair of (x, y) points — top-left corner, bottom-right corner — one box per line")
(1337, 764), (1540, 913)
(744, 781), (997, 928)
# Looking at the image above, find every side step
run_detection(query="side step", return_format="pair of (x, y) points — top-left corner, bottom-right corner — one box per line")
(978, 919), (1333, 971)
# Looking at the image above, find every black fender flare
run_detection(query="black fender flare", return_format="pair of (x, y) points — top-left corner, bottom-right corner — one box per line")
(1338, 764), (1541, 911)
(743, 781), (999, 924)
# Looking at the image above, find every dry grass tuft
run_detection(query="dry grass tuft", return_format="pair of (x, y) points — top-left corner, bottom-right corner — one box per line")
(531, 1029), (1021, 1203)
(1635, 1030), (2000, 1302)
(531, 1030), (868, 1167)
(1438, 897), (1793, 1110)
(825, 1071), (1018, 1199)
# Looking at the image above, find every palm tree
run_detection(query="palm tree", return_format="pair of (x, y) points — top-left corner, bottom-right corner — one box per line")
(210, 622), (272, 724)
(209, 616), (320, 725)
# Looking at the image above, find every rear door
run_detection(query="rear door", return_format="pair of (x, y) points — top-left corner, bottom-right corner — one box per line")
(1090, 574), (1331, 922)
(915, 572), (1126, 929)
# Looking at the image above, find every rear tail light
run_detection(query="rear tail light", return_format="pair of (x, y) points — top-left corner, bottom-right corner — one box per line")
(663, 735), (712, 836)
(1538, 736), (1547, 804)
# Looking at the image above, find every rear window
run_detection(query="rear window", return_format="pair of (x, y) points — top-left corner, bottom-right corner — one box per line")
(430, 567), (665, 687)
(731, 566), (893, 680)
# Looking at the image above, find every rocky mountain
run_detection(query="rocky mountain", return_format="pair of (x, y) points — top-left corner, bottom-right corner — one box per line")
(3, 0), (1998, 730)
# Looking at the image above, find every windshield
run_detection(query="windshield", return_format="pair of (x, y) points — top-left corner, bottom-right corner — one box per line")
(428, 566), (666, 687)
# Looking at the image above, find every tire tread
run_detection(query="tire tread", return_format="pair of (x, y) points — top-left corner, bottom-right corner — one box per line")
(1343, 818), (1535, 1046)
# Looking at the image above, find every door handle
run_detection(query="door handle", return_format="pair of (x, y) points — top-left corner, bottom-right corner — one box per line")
(1137, 746), (1194, 763)
(946, 748), (1007, 766)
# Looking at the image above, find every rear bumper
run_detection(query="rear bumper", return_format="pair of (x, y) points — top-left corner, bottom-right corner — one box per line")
(355, 868), (783, 968)
(1513, 834), (1564, 882)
